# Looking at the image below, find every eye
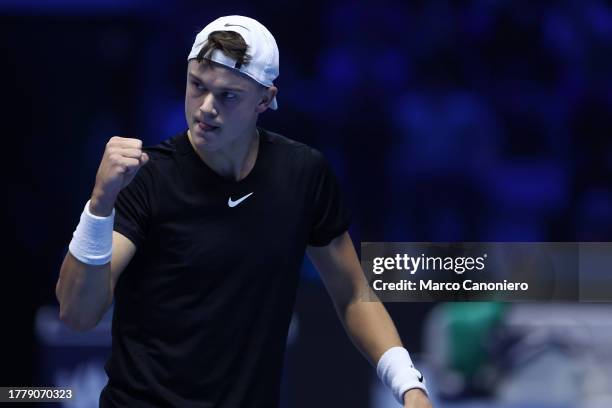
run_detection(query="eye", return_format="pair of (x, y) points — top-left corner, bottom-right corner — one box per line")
(191, 81), (204, 90)
(222, 92), (237, 100)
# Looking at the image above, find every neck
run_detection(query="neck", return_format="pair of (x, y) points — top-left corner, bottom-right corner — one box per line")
(188, 128), (260, 182)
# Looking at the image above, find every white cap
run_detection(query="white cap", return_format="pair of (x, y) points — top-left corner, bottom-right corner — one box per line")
(188, 15), (279, 110)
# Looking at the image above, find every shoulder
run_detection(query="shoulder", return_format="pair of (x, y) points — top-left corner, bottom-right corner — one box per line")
(136, 131), (187, 174)
(142, 132), (184, 161)
(260, 127), (328, 172)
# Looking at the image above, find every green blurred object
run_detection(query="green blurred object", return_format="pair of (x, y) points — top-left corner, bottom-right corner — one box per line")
(443, 302), (507, 377)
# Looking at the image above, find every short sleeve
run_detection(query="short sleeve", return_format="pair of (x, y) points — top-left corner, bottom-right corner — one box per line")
(113, 160), (155, 248)
(307, 150), (352, 246)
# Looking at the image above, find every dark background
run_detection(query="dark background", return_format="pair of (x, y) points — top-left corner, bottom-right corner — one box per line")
(3, 0), (612, 406)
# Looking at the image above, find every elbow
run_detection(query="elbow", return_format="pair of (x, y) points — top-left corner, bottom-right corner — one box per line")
(58, 305), (100, 332)
(55, 278), (62, 304)
(332, 293), (357, 319)
(332, 284), (361, 312)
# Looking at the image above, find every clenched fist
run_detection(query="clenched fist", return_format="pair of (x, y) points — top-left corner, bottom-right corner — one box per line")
(90, 136), (149, 216)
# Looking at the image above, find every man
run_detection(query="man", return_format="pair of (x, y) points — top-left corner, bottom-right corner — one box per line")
(56, 15), (432, 408)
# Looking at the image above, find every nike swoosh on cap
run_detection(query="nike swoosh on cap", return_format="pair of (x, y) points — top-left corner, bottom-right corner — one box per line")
(224, 23), (250, 31)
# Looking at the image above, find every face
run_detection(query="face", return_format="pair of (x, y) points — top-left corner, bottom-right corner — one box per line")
(185, 59), (276, 153)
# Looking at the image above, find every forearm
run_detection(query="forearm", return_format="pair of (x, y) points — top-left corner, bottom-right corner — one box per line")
(308, 231), (431, 406)
(335, 294), (404, 365)
(56, 252), (112, 331)
(56, 196), (117, 330)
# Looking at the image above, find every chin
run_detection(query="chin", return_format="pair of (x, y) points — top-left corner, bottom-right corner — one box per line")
(191, 125), (215, 143)
(192, 133), (224, 153)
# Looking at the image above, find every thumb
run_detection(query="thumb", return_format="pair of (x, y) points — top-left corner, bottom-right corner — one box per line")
(140, 152), (150, 165)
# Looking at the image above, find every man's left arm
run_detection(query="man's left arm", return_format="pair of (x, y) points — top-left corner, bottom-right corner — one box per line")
(307, 231), (433, 408)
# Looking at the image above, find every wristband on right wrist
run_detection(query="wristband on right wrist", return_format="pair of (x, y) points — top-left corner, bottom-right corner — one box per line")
(68, 199), (115, 265)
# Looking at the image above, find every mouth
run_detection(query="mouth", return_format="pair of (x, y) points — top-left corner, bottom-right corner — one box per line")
(196, 120), (220, 132)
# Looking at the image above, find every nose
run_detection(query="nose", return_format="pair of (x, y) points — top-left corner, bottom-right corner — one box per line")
(199, 92), (218, 117)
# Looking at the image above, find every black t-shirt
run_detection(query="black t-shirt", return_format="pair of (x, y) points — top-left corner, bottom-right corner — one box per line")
(99, 128), (351, 407)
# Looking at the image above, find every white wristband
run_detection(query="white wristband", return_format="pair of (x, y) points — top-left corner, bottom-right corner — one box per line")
(68, 200), (115, 265)
(376, 346), (429, 404)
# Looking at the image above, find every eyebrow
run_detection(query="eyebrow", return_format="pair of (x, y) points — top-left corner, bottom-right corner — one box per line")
(187, 72), (247, 93)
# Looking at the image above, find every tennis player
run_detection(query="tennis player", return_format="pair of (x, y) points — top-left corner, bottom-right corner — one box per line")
(56, 15), (432, 408)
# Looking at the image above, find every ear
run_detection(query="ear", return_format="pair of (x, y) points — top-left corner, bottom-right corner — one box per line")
(256, 86), (278, 114)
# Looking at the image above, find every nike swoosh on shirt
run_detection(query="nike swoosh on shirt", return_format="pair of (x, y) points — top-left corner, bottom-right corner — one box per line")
(228, 192), (254, 208)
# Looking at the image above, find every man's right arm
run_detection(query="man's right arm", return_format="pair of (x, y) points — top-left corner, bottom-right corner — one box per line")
(56, 136), (149, 332)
